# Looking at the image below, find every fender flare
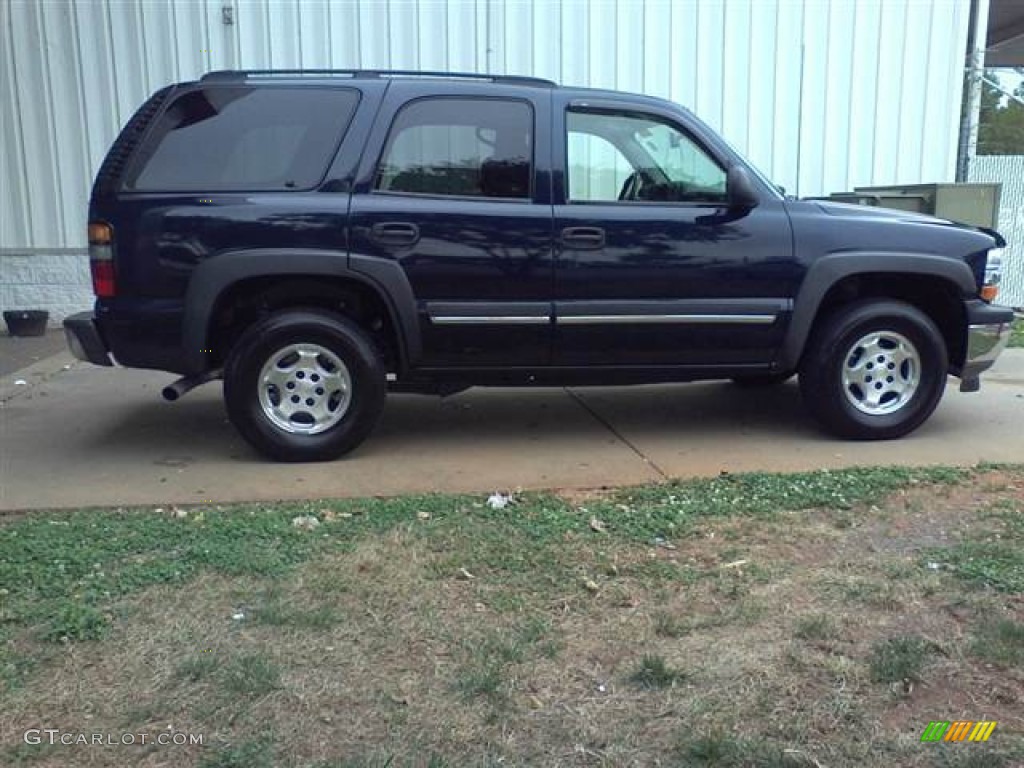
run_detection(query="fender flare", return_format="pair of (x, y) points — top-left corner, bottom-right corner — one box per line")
(777, 252), (975, 371)
(182, 248), (420, 374)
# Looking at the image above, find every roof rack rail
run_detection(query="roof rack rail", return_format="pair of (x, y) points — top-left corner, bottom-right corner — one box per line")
(201, 69), (556, 87)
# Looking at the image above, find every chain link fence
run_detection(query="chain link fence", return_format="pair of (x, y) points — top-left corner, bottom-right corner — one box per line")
(968, 154), (1024, 308)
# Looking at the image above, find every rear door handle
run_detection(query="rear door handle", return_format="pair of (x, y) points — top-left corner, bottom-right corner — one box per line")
(560, 226), (605, 250)
(370, 221), (420, 247)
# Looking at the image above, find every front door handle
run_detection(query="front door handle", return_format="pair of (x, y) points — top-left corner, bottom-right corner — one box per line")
(370, 221), (420, 247)
(560, 226), (605, 250)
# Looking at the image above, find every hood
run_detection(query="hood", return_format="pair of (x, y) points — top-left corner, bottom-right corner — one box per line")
(811, 200), (1006, 247)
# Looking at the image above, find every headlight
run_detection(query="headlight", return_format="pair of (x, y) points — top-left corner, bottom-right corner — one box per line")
(985, 247), (1004, 285)
(981, 247), (1003, 302)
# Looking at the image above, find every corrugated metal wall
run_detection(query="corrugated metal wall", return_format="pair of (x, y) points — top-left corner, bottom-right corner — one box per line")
(2, 0), (970, 253)
(969, 155), (1024, 308)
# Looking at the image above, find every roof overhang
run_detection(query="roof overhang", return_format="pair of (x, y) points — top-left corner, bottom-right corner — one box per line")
(987, 0), (1024, 67)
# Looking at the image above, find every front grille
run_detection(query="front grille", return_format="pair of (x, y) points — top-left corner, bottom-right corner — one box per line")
(91, 85), (173, 199)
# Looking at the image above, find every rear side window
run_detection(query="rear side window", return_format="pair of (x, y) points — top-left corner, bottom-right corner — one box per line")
(375, 98), (533, 199)
(127, 87), (358, 192)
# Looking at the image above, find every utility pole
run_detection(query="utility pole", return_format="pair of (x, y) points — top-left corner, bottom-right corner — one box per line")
(957, 0), (991, 182)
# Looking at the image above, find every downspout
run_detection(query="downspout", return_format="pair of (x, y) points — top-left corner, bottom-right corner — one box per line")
(956, 0), (991, 181)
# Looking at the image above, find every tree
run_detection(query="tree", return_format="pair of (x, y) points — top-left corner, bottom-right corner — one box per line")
(976, 71), (1024, 155)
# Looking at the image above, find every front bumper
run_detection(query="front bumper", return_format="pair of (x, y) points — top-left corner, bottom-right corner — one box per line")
(958, 301), (1014, 392)
(63, 311), (113, 366)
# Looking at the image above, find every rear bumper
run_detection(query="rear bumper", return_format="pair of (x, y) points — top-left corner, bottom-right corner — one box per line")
(63, 311), (113, 366)
(957, 301), (1014, 391)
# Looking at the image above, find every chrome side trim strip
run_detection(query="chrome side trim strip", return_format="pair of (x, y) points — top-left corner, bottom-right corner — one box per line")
(429, 312), (778, 326)
(430, 315), (551, 325)
(558, 314), (777, 325)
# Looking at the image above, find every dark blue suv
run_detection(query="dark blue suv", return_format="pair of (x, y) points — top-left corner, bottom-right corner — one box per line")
(64, 70), (1014, 461)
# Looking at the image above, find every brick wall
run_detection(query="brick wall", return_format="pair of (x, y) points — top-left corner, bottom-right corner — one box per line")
(0, 251), (93, 326)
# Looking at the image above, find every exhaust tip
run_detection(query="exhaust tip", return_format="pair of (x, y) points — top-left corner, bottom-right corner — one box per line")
(162, 385), (181, 402)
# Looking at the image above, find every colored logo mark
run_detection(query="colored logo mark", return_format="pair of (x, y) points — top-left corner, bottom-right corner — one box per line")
(921, 721), (997, 742)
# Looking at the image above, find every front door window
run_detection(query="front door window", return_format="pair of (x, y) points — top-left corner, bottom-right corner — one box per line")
(566, 109), (727, 204)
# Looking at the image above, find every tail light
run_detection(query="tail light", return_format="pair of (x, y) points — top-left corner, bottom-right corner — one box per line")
(88, 221), (115, 297)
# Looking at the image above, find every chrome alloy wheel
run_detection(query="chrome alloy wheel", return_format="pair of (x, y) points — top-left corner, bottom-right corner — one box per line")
(257, 343), (352, 434)
(841, 331), (921, 416)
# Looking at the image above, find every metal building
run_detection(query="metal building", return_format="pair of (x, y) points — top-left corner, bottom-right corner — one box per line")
(1, 0), (974, 321)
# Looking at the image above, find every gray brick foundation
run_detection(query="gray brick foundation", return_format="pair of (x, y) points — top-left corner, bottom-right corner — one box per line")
(0, 251), (93, 326)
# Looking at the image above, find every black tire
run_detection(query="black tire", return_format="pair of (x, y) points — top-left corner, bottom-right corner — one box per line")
(798, 300), (947, 440)
(731, 372), (793, 388)
(223, 310), (386, 461)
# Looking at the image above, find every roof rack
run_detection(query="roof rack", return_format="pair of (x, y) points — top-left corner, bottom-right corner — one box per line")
(200, 69), (556, 87)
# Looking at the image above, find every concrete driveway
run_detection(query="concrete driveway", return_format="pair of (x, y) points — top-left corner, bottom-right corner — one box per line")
(2, 349), (1022, 511)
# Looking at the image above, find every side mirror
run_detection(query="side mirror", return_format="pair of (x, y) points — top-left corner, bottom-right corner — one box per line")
(727, 166), (760, 209)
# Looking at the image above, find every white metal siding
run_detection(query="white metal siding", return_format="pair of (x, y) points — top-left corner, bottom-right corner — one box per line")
(1, 0), (971, 254)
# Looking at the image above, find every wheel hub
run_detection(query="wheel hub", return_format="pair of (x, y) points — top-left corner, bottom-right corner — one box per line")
(257, 343), (352, 434)
(841, 331), (921, 416)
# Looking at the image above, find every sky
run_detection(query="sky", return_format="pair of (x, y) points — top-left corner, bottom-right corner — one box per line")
(991, 68), (1023, 102)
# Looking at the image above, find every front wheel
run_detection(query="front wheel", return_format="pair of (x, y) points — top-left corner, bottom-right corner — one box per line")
(799, 300), (947, 440)
(224, 310), (386, 461)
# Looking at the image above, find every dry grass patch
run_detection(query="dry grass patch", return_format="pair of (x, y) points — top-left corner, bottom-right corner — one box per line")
(1, 466), (1022, 766)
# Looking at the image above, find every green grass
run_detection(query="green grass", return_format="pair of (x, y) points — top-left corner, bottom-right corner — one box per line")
(1009, 316), (1024, 349)
(868, 636), (932, 683)
(221, 653), (281, 697)
(678, 731), (805, 767)
(937, 541), (1024, 593)
(251, 600), (342, 629)
(2, 464), (1022, 767)
(654, 611), (690, 638)
(0, 466), (969, 653)
(631, 654), (686, 689)
(199, 737), (275, 768)
(175, 653), (221, 683)
(970, 618), (1024, 667)
(42, 601), (109, 642)
(312, 757), (474, 768)
(592, 466), (969, 540)
(924, 493), (1023, 593)
(794, 614), (840, 642)
(453, 620), (555, 704)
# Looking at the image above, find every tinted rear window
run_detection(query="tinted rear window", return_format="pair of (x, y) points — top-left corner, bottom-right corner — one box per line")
(127, 86), (358, 192)
(375, 98), (533, 199)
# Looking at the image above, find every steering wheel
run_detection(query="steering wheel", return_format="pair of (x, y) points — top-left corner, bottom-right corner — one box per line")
(618, 169), (658, 201)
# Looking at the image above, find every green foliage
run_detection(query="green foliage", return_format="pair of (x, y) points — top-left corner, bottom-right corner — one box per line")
(931, 541), (1024, 594)
(976, 72), (1024, 156)
(1009, 317), (1023, 349)
(593, 466), (967, 541)
(868, 636), (931, 683)
(970, 618), (1024, 668)
(0, 495), (457, 640)
(795, 614), (839, 642)
(43, 602), (109, 642)
(631, 654), (686, 689)
(175, 653), (221, 683)
(222, 654), (281, 696)
(678, 730), (805, 767)
(199, 738), (275, 768)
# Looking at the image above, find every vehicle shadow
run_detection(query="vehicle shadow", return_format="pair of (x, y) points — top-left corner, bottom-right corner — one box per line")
(84, 381), (818, 463)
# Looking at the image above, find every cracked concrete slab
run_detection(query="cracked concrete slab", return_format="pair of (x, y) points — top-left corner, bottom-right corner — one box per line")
(571, 373), (1024, 478)
(0, 365), (659, 511)
(1, 350), (1021, 511)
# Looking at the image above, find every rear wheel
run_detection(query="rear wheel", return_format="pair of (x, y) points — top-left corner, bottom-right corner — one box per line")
(798, 300), (947, 440)
(224, 310), (386, 461)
